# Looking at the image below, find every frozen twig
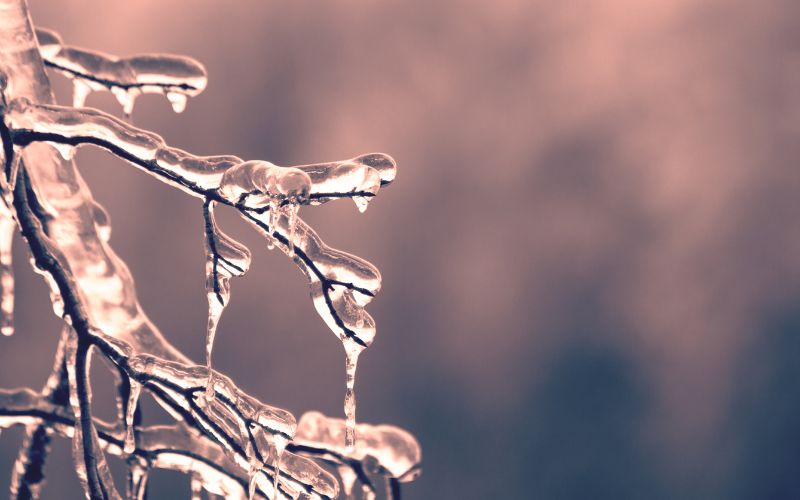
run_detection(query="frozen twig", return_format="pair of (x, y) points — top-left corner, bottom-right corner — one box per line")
(0, 5), (420, 498)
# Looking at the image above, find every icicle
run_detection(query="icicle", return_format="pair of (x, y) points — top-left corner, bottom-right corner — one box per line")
(343, 340), (363, 451)
(166, 92), (187, 113)
(272, 434), (288, 499)
(0, 213), (15, 336)
(49, 141), (75, 161)
(111, 88), (137, 119)
(353, 196), (371, 213)
(190, 473), (204, 500)
(124, 378), (142, 454)
(362, 484), (376, 500)
(127, 459), (149, 500)
(72, 80), (92, 108)
(247, 447), (260, 500)
(203, 296), (224, 403)
(202, 201), (251, 402)
(338, 466), (357, 497)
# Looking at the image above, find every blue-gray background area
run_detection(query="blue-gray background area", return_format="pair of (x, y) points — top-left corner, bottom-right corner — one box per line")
(1, 0), (799, 498)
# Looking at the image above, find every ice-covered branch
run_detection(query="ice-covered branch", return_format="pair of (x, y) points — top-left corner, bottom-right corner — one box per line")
(0, 389), (335, 499)
(8, 167), (338, 498)
(3, 99), (397, 448)
(0, 4), (420, 497)
(35, 27), (206, 116)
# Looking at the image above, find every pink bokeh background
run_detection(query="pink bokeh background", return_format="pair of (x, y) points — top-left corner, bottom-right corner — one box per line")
(2, 0), (800, 498)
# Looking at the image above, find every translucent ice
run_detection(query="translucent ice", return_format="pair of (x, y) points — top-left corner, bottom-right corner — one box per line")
(124, 378), (142, 454)
(295, 411), (422, 480)
(35, 28), (207, 116)
(0, 207), (15, 336)
(218, 160), (311, 210)
(203, 200), (251, 400)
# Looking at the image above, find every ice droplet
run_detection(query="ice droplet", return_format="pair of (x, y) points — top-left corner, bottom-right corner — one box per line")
(111, 88), (137, 119)
(190, 473), (203, 500)
(353, 195), (371, 213)
(72, 80), (92, 108)
(167, 92), (187, 113)
(124, 378), (142, 454)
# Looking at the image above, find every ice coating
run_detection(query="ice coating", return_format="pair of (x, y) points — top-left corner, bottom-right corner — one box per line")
(0, 59), (416, 495)
(218, 160), (312, 209)
(34, 28), (207, 117)
(295, 412), (422, 480)
(0, 206), (15, 336)
(296, 153), (397, 212)
(5, 102), (399, 205)
(64, 333), (122, 499)
(203, 200), (251, 400)
(242, 209), (380, 449)
(128, 353), (296, 440)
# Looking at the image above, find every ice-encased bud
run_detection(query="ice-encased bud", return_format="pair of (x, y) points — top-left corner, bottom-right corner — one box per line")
(218, 160), (312, 209)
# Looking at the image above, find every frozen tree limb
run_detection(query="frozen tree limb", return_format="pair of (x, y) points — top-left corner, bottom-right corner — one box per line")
(4, 100), (395, 351)
(34, 27), (207, 115)
(0, 0), (420, 497)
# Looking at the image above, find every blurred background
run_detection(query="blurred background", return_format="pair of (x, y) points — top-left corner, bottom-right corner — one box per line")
(2, 0), (800, 498)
